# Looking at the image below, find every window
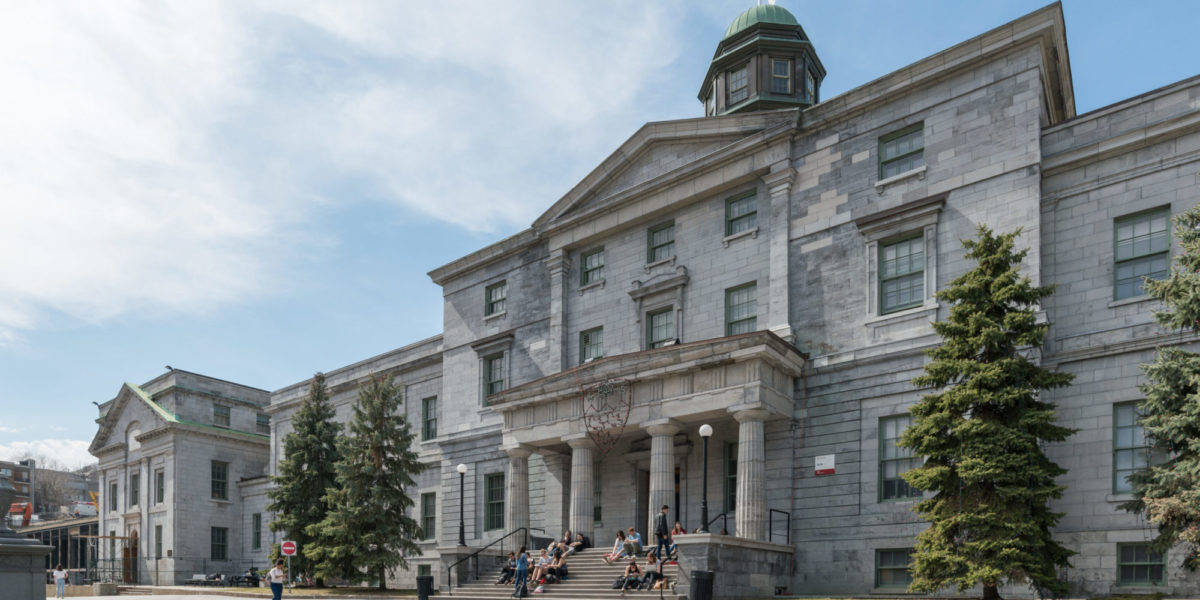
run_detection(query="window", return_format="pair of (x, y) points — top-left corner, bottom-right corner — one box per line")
(593, 466), (603, 523)
(725, 283), (757, 336)
(485, 281), (507, 316)
(154, 524), (163, 560)
(647, 222), (675, 263)
(876, 548), (914, 588)
(109, 482), (117, 512)
(879, 123), (924, 179)
(805, 70), (817, 103)
(483, 354), (505, 401)
(256, 414), (270, 434)
(484, 473), (505, 531)
(581, 248), (604, 286)
(252, 513), (262, 550)
(770, 59), (791, 94)
(211, 460), (229, 500)
(155, 470), (164, 504)
(214, 404), (230, 428)
(880, 236), (925, 314)
(1114, 402), (1151, 494)
(723, 442), (738, 512)
(728, 65), (749, 104)
(646, 308), (674, 349)
(580, 327), (603, 364)
(421, 493), (436, 540)
(211, 527), (228, 561)
(725, 192), (757, 236)
(880, 415), (922, 501)
(1114, 208), (1170, 300)
(422, 397), (438, 441)
(418, 564), (432, 577)
(129, 473), (139, 507)
(1118, 543), (1166, 585)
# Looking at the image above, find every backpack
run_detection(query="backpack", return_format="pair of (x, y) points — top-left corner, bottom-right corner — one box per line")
(517, 581), (529, 597)
(612, 576), (625, 589)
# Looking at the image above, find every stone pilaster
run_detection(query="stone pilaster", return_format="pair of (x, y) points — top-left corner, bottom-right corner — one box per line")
(645, 421), (680, 539)
(734, 409), (769, 541)
(504, 445), (533, 540)
(544, 250), (570, 372)
(565, 436), (595, 541)
(763, 166), (794, 342)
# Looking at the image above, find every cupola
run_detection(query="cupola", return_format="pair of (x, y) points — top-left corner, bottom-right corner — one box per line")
(699, 3), (826, 116)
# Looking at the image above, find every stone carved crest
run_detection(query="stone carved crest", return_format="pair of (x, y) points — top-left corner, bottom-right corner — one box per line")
(581, 379), (632, 461)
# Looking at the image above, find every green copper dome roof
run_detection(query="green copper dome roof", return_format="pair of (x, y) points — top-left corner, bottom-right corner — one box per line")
(723, 4), (799, 40)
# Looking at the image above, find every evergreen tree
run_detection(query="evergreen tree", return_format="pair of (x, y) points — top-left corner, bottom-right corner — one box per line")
(900, 226), (1075, 600)
(306, 373), (425, 589)
(1121, 204), (1200, 570)
(267, 372), (342, 580)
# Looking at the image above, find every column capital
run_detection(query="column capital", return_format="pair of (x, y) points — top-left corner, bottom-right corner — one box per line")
(762, 166), (795, 196)
(644, 418), (681, 437)
(544, 249), (571, 276)
(502, 443), (535, 459)
(732, 407), (770, 424)
(563, 434), (596, 450)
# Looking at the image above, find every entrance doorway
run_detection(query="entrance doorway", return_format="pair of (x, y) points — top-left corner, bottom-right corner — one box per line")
(635, 470), (649, 539)
(122, 529), (138, 583)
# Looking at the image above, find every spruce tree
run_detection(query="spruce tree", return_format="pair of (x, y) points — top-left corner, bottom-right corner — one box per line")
(267, 372), (342, 581)
(1121, 203), (1200, 570)
(306, 373), (425, 589)
(900, 226), (1075, 600)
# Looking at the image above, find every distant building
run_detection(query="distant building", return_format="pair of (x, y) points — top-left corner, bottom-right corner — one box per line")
(90, 3), (1200, 596)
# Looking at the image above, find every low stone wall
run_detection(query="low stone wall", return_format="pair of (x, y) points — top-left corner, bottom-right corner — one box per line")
(673, 533), (793, 600)
(43, 584), (95, 597)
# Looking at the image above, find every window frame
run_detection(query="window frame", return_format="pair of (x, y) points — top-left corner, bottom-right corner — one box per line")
(879, 414), (923, 502)
(154, 469), (164, 504)
(725, 282), (757, 336)
(1113, 402), (1151, 494)
(421, 492), (437, 540)
(213, 404), (230, 428)
(109, 482), (117, 512)
(484, 473), (506, 531)
(646, 307), (675, 349)
(129, 473), (139, 507)
(210, 460), (229, 501)
(252, 513), (262, 550)
(725, 192), (757, 236)
(210, 526), (228, 561)
(154, 524), (163, 560)
(647, 221), (676, 264)
(875, 548), (914, 588)
(879, 234), (926, 315)
(805, 69), (817, 103)
(256, 413), (270, 435)
(580, 247), (605, 286)
(483, 353), (505, 402)
(769, 58), (792, 94)
(878, 123), (925, 179)
(723, 441), (738, 513)
(580, 327), (604, 364)
(485, 281), (507, 316)
(727, 64), (749, 105)
(1117, 543), (1166, 586)
(1113, 207), (1171, 301)
(422, 396), (438, 441)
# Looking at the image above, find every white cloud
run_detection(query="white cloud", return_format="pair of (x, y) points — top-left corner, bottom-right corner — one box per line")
(0, 2), (688, 342)
(0, 439), (95, 470)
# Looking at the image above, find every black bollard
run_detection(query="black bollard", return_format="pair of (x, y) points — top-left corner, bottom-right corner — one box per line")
(416, 574), (434, 600)
(690, 569), (714, 600)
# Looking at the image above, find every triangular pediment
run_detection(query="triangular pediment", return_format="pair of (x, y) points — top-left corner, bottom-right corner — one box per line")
(88, 383), (173, 455)
(534, 110), (797, 231)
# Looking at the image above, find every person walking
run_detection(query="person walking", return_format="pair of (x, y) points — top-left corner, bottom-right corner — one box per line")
(653, 505), (670, 561)
(268, 559), (286, 600)
(513, 545), (530, 597)
(52, 564), (67, 599)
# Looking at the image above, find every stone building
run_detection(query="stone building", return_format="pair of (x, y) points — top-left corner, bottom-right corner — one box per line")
(91, 2), (1200, 596)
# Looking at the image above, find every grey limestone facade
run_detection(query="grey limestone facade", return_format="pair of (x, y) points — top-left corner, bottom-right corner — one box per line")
(90, 2), (1200, 596)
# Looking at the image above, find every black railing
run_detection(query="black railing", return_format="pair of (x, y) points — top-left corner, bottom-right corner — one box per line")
(768, 509), (791, 544)
(446, 527), (529, 596)
(704, 513), (728, 534)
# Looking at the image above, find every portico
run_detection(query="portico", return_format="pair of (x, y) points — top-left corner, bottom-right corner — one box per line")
(488, 331), (805, 544)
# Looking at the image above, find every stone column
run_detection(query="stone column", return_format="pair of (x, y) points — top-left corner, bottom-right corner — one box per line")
(645, 421), (679, 540)
(565, 436), (595, 542)
(734, 409), (769, 541)
(763, 166), (795, 342)
(505, 446), (532, 541)
(544, 250), (570, 372)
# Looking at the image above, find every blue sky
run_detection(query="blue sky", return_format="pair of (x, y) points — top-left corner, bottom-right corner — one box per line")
(1, 0), (1197, 468)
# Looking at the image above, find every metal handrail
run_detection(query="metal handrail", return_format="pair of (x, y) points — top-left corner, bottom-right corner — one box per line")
(446, 527), (529, 596)
(704, 512), (728, 534)
(768, 509), (791, 544)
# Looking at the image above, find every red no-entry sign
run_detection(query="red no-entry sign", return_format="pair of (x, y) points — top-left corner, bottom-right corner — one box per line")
(281, 541), (297, 556)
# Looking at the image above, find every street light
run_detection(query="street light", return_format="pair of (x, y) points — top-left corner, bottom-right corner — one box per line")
(697, 424), (713, 533)
(457, 463), (468, 546)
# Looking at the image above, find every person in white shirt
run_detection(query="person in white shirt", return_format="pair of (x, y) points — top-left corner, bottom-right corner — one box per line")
(268, 559), (286, 600)
(52, 564), (67, 599)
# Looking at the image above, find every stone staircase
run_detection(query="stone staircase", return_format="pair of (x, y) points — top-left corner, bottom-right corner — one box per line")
(447, 548), (681, 600)
(117, 585), (154, 596)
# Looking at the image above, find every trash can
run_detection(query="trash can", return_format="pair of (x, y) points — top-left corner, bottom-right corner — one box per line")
(690, 569), (714, 600)
(417, 574), (434, 600)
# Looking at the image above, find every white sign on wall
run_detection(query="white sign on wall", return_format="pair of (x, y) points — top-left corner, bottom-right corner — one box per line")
(814, 454), (835, 476)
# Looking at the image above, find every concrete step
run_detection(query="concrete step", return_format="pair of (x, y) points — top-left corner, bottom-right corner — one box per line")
(117, 586), (154, 596)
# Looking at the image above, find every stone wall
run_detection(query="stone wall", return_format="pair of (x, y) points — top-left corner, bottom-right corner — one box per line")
(673, 534), (792, 599)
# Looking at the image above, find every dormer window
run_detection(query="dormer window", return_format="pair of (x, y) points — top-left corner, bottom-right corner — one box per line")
(728, 65), (749, 104)
(805, 70), (817, 103)
(771, 59), (792, 94)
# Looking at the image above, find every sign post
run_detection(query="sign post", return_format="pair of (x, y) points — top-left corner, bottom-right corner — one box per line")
(281, 541), (297, 590)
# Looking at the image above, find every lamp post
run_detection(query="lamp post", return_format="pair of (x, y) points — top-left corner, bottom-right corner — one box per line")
(697, 424), (713, 533)
(457, 463), (468, 546)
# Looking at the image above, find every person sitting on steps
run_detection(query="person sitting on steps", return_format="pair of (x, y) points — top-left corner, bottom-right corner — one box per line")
(604, 529), (628, 564)
(622, 558), (643, 590)
(667, 521), (686, 560)
(496, 551), (517, 585)
(530, 549), (552, 585)
(641, 554), (664, 590)
(623, 527), (643, 558)
(566, 532), (586, 555)
(546, 549), (568, 583)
